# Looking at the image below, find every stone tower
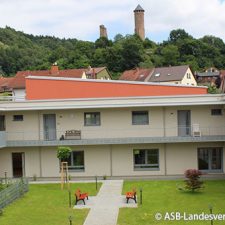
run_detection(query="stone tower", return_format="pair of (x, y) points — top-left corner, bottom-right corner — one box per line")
(134, 4), (145, 40)
(99, 25), (108, 38)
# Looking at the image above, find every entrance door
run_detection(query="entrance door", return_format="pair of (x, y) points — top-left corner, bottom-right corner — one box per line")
(178, 110), (191, 136)
(12, 153), (24, 177)
(43, 114), (56, 140)
(198, 148), (223, 172)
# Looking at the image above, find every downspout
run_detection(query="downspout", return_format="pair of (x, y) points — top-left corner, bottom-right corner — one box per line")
(38, 111), (42, 177)
(110, 145), (113, 177)
(163, 107), (167, 175)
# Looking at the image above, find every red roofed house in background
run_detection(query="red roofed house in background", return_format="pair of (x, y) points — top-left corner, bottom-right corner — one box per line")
(0, 76), (14, 94)
(0, 64), (111, 99)
(119, 68), (153, 81)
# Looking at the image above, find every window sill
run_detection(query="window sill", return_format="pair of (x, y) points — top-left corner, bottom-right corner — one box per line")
(68, 169), (85, 172)
(132, 124), (149, 126)
(134, 168), (159, 171)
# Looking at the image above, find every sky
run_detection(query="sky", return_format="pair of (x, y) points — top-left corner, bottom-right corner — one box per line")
(0, 0), (225, 43)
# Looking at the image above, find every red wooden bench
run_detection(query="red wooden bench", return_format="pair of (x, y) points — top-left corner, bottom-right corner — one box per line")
(75, 189), (89, 205)
(126, 188), (137, 203)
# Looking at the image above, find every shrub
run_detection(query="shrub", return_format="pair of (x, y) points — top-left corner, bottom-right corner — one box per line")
(57, 146), (72, 161)
(184, 169), (204, 192)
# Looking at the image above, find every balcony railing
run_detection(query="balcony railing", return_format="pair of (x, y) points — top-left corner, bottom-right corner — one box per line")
(4, 126), (225, 143)
(0, 96), (26, 102)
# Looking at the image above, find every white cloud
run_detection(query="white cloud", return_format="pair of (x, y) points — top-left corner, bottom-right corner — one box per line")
(0, 0), (225, 42)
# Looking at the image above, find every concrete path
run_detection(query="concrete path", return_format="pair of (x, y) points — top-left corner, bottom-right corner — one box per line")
(74, 180), (137, 225)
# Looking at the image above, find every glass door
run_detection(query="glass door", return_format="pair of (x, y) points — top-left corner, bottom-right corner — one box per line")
(178, 110), (191, 136)
(198, 148), (223, 172)
(43, 114), (56, 140)
(12, 153), (25, 177)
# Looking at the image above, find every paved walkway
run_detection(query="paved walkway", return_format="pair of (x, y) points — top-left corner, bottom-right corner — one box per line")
(74, 180), (137, 225)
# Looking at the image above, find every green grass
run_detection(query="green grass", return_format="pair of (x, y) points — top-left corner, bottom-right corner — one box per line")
(118, 180), (225, 225)
(0, 182), (101, 225)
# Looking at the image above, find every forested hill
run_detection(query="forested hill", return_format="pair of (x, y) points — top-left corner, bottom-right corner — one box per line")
(1, 26), (225, 79)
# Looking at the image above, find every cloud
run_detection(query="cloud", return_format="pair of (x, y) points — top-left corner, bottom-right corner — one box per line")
(0, 0), (225, 42)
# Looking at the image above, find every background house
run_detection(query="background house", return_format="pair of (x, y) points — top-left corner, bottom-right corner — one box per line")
(195, 67), (224, 90)
(0, 65), (111, 100)
(119, 65), (197, 86)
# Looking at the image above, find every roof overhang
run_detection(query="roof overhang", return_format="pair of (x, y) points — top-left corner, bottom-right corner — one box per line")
(0, 94), (224, 112)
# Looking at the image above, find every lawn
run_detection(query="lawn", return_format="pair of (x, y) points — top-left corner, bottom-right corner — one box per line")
(0, 182), (101, 225)
(118, 180), (225, 225)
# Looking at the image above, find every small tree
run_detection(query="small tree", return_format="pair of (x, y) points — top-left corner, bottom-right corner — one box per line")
(57, 146), (72, 161)
(184, 169), (204, 192)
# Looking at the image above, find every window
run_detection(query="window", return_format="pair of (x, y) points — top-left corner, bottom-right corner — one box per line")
(0, 115), (5, 131)
(132, 111), (149, 125)
(84, 112), (100, 126)
(198, 148), (223, 172)
(13, 115), (23, 121)
(65, 151), (84, 171)
(211, 109), (222, 116)
(187, 73), (191, 79)
(134, 149), (159, 170)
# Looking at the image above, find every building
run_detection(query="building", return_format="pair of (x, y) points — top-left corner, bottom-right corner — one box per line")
(0, 76), (14, 94)
(195, 67), (225, 90)
(149, 65), (197, 86)
(0, 65), (111, 100)
(120, 65), (197, 86)
(119, 68), (153, 82)
(99, 25), (108, 38)
(134, 5), (145, 40)
(0, 77), (224, 179)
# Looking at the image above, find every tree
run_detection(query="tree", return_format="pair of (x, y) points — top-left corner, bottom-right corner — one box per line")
(184, 169), (204, 192)
(95, 37), (112, 48)
(120, 35), (144, 70)
(169, 29), (192, 43)
(161, 44), (180, 66)
(57, 146), (72, 161)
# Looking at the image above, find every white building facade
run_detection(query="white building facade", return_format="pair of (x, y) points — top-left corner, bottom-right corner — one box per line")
(0, 95), (225, 179)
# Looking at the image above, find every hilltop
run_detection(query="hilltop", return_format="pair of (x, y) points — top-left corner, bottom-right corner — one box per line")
(1, 26), (225, 78)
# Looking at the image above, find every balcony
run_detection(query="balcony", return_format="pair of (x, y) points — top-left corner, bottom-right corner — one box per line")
(4, 126), (225, 147)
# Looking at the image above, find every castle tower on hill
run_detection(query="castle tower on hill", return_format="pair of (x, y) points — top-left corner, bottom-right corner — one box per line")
(134, 4), (145, 40)
(99, 25), (108, 38)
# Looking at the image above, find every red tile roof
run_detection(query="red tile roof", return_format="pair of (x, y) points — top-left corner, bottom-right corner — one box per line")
(7, 66), (107, 89)
(220, 70), (225, 93)
(0, 76), (14, 92)
(119, 68), (153, 81)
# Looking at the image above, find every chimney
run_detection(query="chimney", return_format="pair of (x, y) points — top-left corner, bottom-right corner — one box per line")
(50, 62), (59, 75)
(92, 68), (96, 79)
(99, 25), (108, 38)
